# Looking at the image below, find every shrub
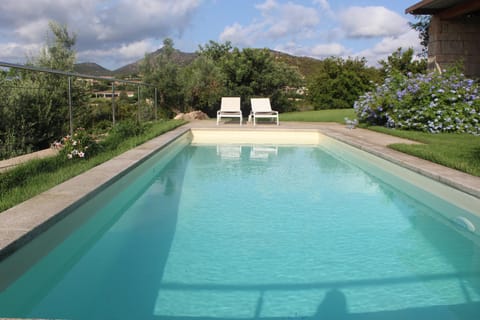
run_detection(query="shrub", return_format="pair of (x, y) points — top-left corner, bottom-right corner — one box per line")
(101, 120), (145, 150)
(307, 57), (379, 110)
(54, 127), (101, 160)
(354, 69), (480, 134)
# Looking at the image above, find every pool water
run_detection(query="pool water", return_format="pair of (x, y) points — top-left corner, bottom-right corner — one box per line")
(0, 141), (479, 319)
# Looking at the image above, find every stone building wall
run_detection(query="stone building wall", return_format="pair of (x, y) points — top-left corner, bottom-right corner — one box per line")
(428, 15), (480, 77)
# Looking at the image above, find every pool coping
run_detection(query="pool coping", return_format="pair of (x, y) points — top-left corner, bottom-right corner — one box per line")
(1, 120), (480, 261)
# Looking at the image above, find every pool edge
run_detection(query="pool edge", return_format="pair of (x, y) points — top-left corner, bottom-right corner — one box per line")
(1, 122), (480, 260)
(0, 125), (192, 261)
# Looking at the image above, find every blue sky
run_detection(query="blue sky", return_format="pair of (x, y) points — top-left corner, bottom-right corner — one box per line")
(0, 0), (423, 70)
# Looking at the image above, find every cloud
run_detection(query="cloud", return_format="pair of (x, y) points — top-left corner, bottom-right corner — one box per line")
(354, 29), (423, 66)
(313, 0), (333, 16)
(220, 0), (320, 47)
(266, 2), (320, 39)
(313, 0), (330, 10)
(310, 43), (349, 57)
(79, 40), (157, 69)
(276, 41), (349, 59)
(219, 23), (260, 47)
(339, 6), (409, 38)
(0, 42), (41, 63)
(94, 0), (200, 43)
(0, 0), (201, 68)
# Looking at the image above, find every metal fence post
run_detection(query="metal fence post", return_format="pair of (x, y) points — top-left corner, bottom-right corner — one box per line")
(137, 86), (141, 123)
(154, 87), (158, 120)
(112, 82), (116, 126)
(68, 76), (73, 136)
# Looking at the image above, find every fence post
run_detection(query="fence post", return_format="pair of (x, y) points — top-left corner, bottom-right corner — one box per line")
(137, 86), (141, 123)
(155, 87), (158, 120)
(68, 76), (73, 136)
(112, 82), (116, 126)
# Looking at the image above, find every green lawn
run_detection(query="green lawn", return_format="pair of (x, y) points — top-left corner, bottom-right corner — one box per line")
(281, 109), (480, 177)
(280, 109), (356, 123)
(368, 126), (480, 177)
(0, 120), (186, 213)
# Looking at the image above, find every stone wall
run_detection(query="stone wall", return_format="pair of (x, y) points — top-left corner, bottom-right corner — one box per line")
(428, 15), (480, 77)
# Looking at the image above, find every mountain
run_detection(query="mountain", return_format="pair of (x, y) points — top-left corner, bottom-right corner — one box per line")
(74, 48), (322, 78)
(112, 48), (198, 76)
(74, 62), (113, 76)
(268, 50), (322, 78)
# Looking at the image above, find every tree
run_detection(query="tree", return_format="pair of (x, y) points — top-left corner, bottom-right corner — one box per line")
(180, 55), (226, 116)
(307, 57), (379, 109)
(221, 47), (302, 113)
(34, 21), (77, 71)
(0, 21), (85, 157)
(409, 15), (431, 58)
(379, 47), (427, 76)
(141, 38), (183, 116)
(198, 40), (233, 61)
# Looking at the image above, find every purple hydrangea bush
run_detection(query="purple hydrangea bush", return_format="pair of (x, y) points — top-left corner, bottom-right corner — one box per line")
(354, 70), (480, 134)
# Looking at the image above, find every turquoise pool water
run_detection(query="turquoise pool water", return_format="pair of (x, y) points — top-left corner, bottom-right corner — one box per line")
(0, 139), (479, 319)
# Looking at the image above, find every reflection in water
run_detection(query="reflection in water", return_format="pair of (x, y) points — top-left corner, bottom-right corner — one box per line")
(217, 145), (242, 159)
(215, 145), (279, 161)
(250, 146), (278, 160)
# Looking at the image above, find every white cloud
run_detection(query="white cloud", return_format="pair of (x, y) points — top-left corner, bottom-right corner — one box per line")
(354, 29), (423, 66)
(266, 2), (320, 39)
(255, 0), (277, 11)
(313, 0), (333, 16)
(0, 0), (201, 68)
(277, 42), (349, 59)
(15, 19), (51, 43)
(311, 43), (349, 57)
(220, 0), (320, 47)
(219, 23), (260, 47)
(0, 42), (41, 62)
(339, 6), (409, 38)
(313, 0), (330, 10)
(78, 39), (157, 69)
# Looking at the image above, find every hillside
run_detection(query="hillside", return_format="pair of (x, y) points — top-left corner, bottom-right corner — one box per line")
(74, 62), (113, 76)
(112, 48), (198, 76)
(75, 48), (322, 78)
(269, 50), (322, 78)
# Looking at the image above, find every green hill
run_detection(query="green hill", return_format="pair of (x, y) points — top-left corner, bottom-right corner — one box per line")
(74, 62), (113, 76)
(75, 48), (322, 79)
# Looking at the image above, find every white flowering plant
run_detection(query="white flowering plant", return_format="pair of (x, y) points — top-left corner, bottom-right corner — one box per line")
(53, 128), (100, 160)
(354, 68), (480, 135)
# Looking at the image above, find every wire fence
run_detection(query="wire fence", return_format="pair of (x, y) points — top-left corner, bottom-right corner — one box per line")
(0, 61), (160, 160)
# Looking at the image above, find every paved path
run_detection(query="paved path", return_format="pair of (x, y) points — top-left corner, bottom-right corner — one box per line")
(0, 148), (57, 173)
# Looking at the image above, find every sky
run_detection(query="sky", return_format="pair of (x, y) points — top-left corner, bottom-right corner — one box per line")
(0, 0), (423, 70)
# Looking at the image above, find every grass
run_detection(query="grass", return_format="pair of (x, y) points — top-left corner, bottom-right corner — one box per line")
(0, 119), (186, 213)
(369, 126), (480, 177)
(280, 109), (480, 177)
(280, 109), (356, 123)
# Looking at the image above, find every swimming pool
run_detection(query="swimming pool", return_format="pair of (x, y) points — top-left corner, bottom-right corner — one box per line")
(0, 131), (479, 319)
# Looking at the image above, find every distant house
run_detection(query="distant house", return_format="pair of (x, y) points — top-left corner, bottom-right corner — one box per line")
(93, 91), (135, 99)
(406, 0), (480, 77)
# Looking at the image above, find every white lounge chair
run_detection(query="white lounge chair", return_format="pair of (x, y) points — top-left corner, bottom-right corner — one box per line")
(217, 97), (242, 126)
(250, 98), (279, 126)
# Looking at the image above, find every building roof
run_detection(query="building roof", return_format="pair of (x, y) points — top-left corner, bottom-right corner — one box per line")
(406, 0), (480, 18)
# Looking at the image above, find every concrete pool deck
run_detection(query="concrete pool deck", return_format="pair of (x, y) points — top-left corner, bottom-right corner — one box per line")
(1, 120), (480, 260)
